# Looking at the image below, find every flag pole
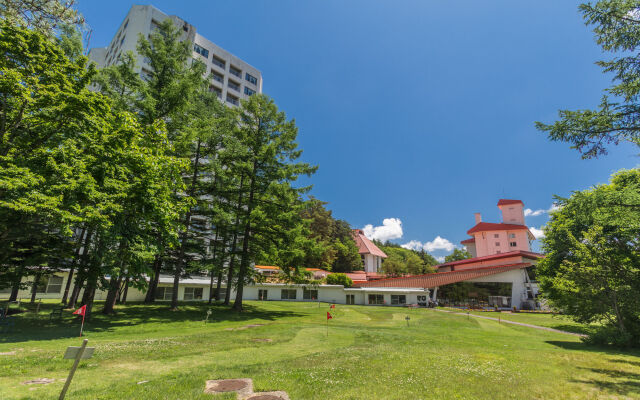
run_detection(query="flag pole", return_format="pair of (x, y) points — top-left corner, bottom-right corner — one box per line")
(80, 313), (85, 337)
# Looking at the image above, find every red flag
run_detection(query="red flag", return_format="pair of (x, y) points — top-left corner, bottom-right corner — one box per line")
(330, 304), (335, 309)
(73, 305), (86, 316)
(326, 312), (332, 320)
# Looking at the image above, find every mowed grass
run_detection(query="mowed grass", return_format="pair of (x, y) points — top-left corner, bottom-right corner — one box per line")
(0, 301), (639, 399)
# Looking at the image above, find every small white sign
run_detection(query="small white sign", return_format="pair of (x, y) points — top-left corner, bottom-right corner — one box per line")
(63, 346), (94, 360)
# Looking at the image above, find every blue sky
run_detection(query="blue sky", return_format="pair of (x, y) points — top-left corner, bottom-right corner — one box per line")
(78, 0), (638, 260)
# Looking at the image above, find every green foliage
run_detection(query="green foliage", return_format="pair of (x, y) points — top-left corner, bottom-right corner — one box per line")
(326, 273), (353, 287)
(536, 1), (640, 158)
(444, 248), (472, 263)
(538, 168), (640, 347)
(379, 245), (437, 276)
(0, 0), (84, 37)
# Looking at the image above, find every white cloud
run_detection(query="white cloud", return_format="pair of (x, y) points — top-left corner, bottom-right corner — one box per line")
(402, 236), (456, 253)
(524, 208), (546, 217)
(400, 240), (423, 251)
(529, 226), (545, 239)
(424, 236), (456, 252)
(362, 218), (403, 242)
(525, 203), (562, 218)
(435, 256), (445, 263)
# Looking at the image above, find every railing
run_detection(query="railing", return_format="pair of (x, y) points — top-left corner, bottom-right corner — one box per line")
(230, 68), (241, 78)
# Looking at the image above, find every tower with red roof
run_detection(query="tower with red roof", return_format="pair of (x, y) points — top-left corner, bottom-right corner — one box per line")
(461, 199), (534, 258)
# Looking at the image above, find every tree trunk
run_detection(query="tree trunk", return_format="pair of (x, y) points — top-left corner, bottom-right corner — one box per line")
(208, 229), (219, 304)
(215, 268), (224, 301)
(30, 269), (42, 303)
(67, 229), (94, 309)
(62, 227), (87, 305)
(8, 266), (23, 301)
(233, 165), (257, 312)
(102, 273), (120, 314)
(145, 255), (162, 303)
(225, 176), (244, 306)
(121, 277), (130, 304)
(171, 139), (202, 310)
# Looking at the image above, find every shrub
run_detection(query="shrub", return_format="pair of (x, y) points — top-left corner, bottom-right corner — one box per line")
(326, 273), (353, 288)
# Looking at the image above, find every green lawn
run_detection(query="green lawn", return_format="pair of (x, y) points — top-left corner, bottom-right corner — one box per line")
(1, 301), (639, 399)
(447, 308), (598, 335)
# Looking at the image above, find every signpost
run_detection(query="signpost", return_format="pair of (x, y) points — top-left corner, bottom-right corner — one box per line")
(59, 339), (94, 400)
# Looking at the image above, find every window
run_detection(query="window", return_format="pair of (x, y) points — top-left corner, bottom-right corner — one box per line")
(155, 286), (173, 300)
(391, 295), (406, 305)
(194, 44), (209, 58)
(346, 294), (355, 305)
(140, 68), (152, 82)
(229, 66), (241, 78)
(495, 242), (500, 246)
(509, 233), (516, 238)
(183, 287), (203, 300)
(368, 294), (384, 305)
(244, 87), (255, 96)
(245, 72), (258, 85)
(281, 289), (297, 300)
(226, 94), (238, 106)
(303, 288), (318, 300)
(150, 20), (161, 32)
(494, 234), (499, 238)
(258, 289), (268, 300)
(211, 71), (224, 83)
(214, 288), (226, 299)
(227, 80), (240, 92)
(183, 24), (188, 32)
(509, 241), (517, 247)
(209, 86), (222, 98)
(46, 276), (63, 294)
(123, 19), (129, 30)
(212, 55), (225, 69)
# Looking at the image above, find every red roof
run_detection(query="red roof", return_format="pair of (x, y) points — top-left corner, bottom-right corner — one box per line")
(352, 230), (387, 258)
(460, 238), (475, 244)
(467, 222), (530, 235)
(354, 263), (531, 288)
(435, 250), (543, 268)
(497, 199), (523, 206)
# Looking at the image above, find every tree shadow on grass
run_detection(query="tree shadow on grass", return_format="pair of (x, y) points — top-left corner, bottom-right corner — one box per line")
(545, 340), (640, 357)
(571, 367), (640, 397)
(0, 301), (305, 343)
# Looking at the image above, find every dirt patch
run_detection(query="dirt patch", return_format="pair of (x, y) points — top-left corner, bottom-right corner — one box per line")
(225, 324), (265, 331)
(204, 378), (254, 395)
(245, 391), (289, 400)
(251, 338), (272, 343)
(0, 351), (16, 356)
(22, 378), (55, 385)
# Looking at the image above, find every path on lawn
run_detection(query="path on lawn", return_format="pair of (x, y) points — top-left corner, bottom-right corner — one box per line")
(434, 309), (586, 337)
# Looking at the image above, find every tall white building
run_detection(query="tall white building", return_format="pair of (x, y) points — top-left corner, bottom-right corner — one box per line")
(88, 5), (262, 106)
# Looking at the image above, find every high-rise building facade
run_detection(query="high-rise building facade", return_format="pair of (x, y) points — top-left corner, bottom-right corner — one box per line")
(88, 5), (262, 106)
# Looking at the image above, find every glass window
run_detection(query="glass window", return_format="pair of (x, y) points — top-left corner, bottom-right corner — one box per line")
(509, 241), (517, 247)
(46, 276), (63, 293)
(193, 44), (209, 58)
(281, 289), (297, 300)
(494, 234), (499, 238)
(391, 295), (406, 305)
(245, 72), (258, 85)
(156, 286), (173, 300)
(346, 294), (355, 305)
(303, 289), (318, 300)
(495, 242), (500, 246)
(184, 287), (203, 300)
(258, 289), (268, 300)
(120, 35), (125, 46)
(244, 87), (255, 96)
(368, 294), (384, 305)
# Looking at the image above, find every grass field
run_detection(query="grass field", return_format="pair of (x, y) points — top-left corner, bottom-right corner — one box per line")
(1, 301), (639, 400)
